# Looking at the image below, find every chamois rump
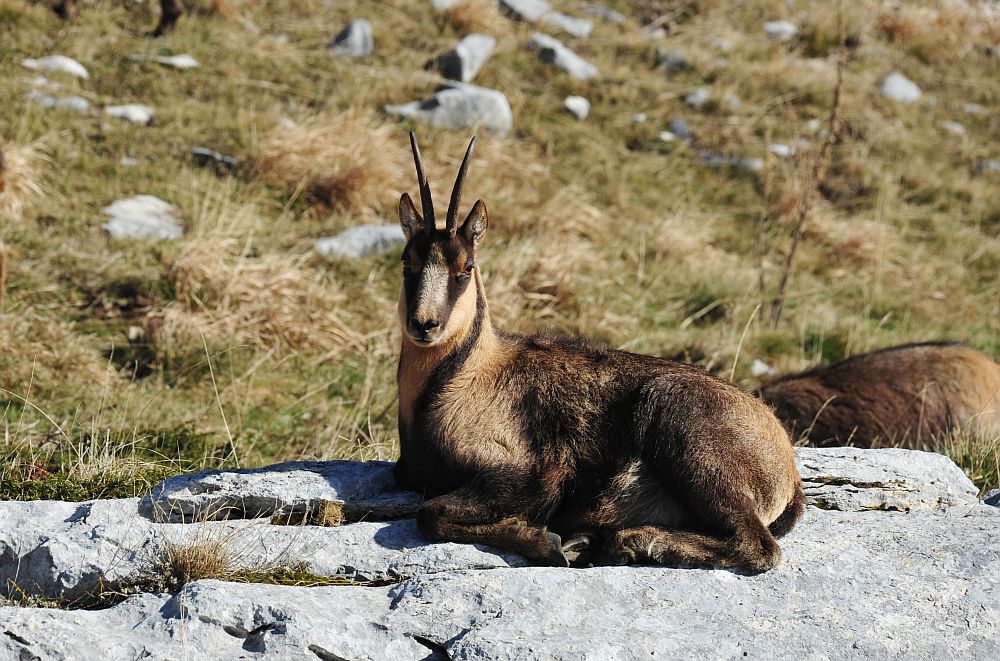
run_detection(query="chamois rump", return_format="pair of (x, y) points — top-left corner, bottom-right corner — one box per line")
(55, 0), (183, 36)
(759, 342), (1000, 449)
(394, 134), (804, 572)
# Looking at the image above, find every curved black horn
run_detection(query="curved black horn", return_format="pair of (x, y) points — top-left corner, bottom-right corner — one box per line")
(446, 136), (477, 237)
(409, 131), (435, 231)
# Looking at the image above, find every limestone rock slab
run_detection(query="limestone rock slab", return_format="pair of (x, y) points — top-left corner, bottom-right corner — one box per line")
(385, 83), (513, 135)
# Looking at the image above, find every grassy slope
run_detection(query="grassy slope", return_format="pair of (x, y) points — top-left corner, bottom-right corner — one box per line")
(0, 0), (998, 496)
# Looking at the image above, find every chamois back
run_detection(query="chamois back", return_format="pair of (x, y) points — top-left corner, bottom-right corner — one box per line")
(759, 342), (1000, 449)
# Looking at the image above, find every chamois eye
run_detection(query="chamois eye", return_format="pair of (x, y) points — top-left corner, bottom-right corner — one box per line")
(456, 268), (472, 283)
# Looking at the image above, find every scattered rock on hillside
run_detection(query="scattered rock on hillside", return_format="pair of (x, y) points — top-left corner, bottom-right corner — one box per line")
(429, 0), (457, 9)
(985, 489), (1000, 507)
(21, 55), (89, 79)
(699, 150), (762, 173)
(631, 112), (647, 123)
(104, 104), (154, 125)
(314, 225), (407, 260)
(973, 158), (1000, 176)
(384, 82), (514, 135)
(750, 358), (776, 377)
(938, 120), (965, 136)
(528, 33), (599, 79)
(763, 20), (798, 42)
(328, 19), (374, 58)
(768, 143), (793, 158)
(564, 95), (590, 120)
(156, 54), (199, 69)
(963, 102), (986, 115)
(583, 4), (626, 24)
(722, 92), (742, 112)
(24, 90), (90, 113)
(711, 37), (733, 52)
(542, 11), (593, 38)
(660, 50), (690, 74)
(501, 0), (550, 22)
(880, 72), (921, 103)
(101, 195), (182, 240)
(191, 147), (238, 174)
(668, 118), (693, 141)
(436, 34), (496, 83)
(684, 87), (710, 107)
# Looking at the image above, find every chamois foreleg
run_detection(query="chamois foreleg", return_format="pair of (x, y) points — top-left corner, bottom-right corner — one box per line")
(416, 470), (569, 566)
(594, 514), (781, 574)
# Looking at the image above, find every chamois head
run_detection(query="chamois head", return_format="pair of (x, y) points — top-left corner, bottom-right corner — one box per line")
(397, 133), (488, 347)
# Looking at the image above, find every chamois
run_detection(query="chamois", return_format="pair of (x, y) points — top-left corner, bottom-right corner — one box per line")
(55, 0), (183, 36)
(394, 134), (805, 572)
(759, 342), (1000, 449)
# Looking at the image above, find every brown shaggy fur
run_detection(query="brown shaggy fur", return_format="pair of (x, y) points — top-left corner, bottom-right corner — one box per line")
(55, 0), (184, 35)
(394, 136), (804, 573)
(759, 343), (1000, 449)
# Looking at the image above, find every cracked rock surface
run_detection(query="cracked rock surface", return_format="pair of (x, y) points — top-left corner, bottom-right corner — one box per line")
(1, 448), (997, 659)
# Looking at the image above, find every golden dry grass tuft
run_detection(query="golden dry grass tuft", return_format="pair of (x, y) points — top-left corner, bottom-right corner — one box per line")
(877, 0), (1000, 60)
(446, 0), (503, 34)
(0, 140), (46, 223)
(256, 110), (407, 213)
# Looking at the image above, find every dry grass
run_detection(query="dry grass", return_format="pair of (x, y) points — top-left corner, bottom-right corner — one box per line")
(0, 140), (45, 223)
(446, 0), (503, 34)
(878, 0), (1000, 60)
(256, 110), (407, 213)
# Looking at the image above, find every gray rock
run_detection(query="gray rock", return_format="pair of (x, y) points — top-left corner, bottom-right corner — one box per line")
(564, 95), (590, 120)
(21, 55), (89, 79)
(684, 87), (710, 107)
(144, 459), (420, 522)
(797, 447), (978, 512)
(699, 150), (762, 173)
(436, 33), (496, 83)
(101, 195), (182, 240)
(104, 104), (154, 125)
(722, 92), (742, 112)
(500, 0), (550, 22)
(711, 37), (733, 52)
(963, 102), (986, 115)
(768, 143), (793, 158)
(763, 20), (798, 42)
(4, 503), (1000, 659)
(583, 4), (626, 25)
(631, 112), (647, 123)
(429, 0), (457, 8)
(384, 82), (514, 135)
(24, 90), (90, 113)
(973, 158), (1000, 176)
(541, 11), (593, 38)
(314, 225), (406, 260)
(880, 72), (921, 103)
(660, 50), (690, 73)
(328, 19), (374, 58)
(668, 118), (693, 141)
(191, 147), (238, 174)
(985, 489), (1000, 507)
(939, 120), (965, 136)
(528, 33), (598, 79)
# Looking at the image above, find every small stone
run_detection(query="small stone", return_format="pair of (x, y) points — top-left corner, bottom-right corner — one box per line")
(191, 147), (238, 174)
(668, 119), (693, 141)
(963, 103), (985, 115)
(763, 20), (798, 42)
(699, 150), (762, 173)
(314, 225), (406, 260)
(985, 489), (1000, 507)
(631, 112), (647, 123)
(102, 195), (182, 240)
(750, 359), (776, 377)
(938, 120), (965, 136)
(711, 37), (733, 52)
(684, 88), (710, 108)
(527, 33), (598, 80)
(722, 93), (742, 112)
(806, 118), (822, 133)
(660, 50), (690, 74)
(880, 72), (921, 103)
(25, 91), (90, 113)
(541, 11), (593, 38)
(154, 54), (199, 69)
(328, 19), (374, 58)
(973, 158), (1000, 176)
(564, 95), (590, 120)
(768, 143), (793, 158)
(436, 34), (495, 83)
(385, 83), (513, 135)
(119, 156), (140, 167)
(658, 131), (676, 142)
(583, 4), (626, 24)
(500, 0), (550, 22)
(104, 104), (154, 125)
(21, 55), (89, 79)
(646, 26), (667, 39)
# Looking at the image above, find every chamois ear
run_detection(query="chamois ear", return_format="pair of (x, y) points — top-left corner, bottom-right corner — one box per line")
(460, 199), (488, 247)
(399, 193), (423, 240)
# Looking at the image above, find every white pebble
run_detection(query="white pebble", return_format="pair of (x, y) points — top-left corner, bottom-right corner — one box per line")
(22, 55), (89, 79)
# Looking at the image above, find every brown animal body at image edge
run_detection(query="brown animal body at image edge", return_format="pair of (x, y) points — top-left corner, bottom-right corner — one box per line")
(394, 133), (804, 572)
(55, 0), (183, 35)
(759, 343), (1000, 449)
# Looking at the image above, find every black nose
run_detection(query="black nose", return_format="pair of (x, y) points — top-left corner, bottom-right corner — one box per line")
(410, 318), (440, 336)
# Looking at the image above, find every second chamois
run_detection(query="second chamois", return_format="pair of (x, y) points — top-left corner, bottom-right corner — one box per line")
(394, 134), (804, 572)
